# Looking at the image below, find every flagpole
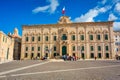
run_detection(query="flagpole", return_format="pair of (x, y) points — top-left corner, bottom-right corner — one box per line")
(62, 6), (65, 16)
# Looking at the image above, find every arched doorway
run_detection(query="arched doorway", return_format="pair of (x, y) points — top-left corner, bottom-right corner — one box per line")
(62, 46), (67, 55)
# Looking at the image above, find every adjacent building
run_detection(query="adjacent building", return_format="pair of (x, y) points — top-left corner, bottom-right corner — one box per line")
(0, 31), (14, 62)
(9, 28), (21, 60)
(21, 16), (115, 60)
(114, 31), (120, 59)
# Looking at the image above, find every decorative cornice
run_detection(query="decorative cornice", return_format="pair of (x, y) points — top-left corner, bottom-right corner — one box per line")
(22, 21), (114, 29)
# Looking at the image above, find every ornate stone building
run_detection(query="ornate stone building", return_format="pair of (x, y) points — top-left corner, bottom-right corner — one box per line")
(21, 16), (115, 60)
(0, 31), (14, 62)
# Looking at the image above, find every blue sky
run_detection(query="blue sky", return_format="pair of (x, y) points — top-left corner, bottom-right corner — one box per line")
(0, 0), (120, 36)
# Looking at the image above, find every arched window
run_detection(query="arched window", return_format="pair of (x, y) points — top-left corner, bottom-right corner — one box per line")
(97, 34), (100, 40)
(80, 35), (84, 40)
(26, 47), (28, 51)
(98, 46), (101, 51)
(32, 36), (34, 41)
(105, 46), (109, 51)
(45, 36), (48, 41)
(53, 36), (57, 41)
(72, 46), (75, 51)
(31, 47), (34, 51)
(104, 34), (108, 40)
(62, 34), (67, 40)
(38, 47), (40, 51)
(81, 46), (84, 51)
(71, 35), (75, 41)
(89, 35), (93, 40)
(38, 36), (40, 41)
(90, 46), (94, 51)
(26, 37), (29, 42)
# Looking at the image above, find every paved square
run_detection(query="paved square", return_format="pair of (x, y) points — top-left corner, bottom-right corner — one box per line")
(0, 60), (120, 80)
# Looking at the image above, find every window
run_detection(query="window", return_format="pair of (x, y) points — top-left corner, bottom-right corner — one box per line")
(54, 53), (57, 57)
(106, 53), (109, 58)
(90, 53), (94, 58)
(25, 53), (28, 58)
(32, 47), (34, 51)
(73, 46), (75, 51)
(81, 35), (84, 40)
(105, 34), (108, 40)
(90, 46), (94, 51)
(38, 47), (40, 51)
(82, 53), (84, 59)
(71, 35), (75, 41)
(32, 37), (34, 41)
(105, 46), (109, 51)
(26, 47), (28, 51)
(6, 38), (7, 43)
(98, 53), (101, 58)
(45, 36), (48, 41)
(62, 34), (67, 40)
(54, 46), (56, 51)
(97, 35), (100, 40)
(89, 35), (93, 40)
(81, 46), (84, 51)
(38, 36), (40, 41)
(37, 53), (40, 57)
(26, 37), (29, 42)
(45, 46), (48, 51)
(54, 36), (57, 41)
(116, 48), (119, 52)
(98, 46), (101, 51)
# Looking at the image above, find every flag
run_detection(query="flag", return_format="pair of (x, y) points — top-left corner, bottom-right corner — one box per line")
(62, 7), (65, 14)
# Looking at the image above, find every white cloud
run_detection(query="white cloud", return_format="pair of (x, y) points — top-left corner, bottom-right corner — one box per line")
(32, 0), (59, 14)
(113, 22), (120, 31)
(73, 0), (120, 22)
(49, 0), (59, 13)
(74, 6), (111, 22)
(108, 13), (118, 21)
(115, 2), (120, 13)
(32, 6), (49, 13)
(74, 9), (98, 22)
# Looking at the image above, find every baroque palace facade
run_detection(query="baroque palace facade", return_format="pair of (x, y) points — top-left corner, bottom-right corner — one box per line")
(21, 16), (115, 60)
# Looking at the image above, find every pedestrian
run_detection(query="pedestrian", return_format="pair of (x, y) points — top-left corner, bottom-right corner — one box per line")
(95, 57), (97, 60)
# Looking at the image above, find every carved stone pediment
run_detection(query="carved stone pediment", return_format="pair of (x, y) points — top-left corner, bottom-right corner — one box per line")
(95, 30), (101, 33)
(103, 30), (108, 33)
(88, 31), (94, 34)
(44, 32), (49, 35)
(79, 31), (84, 34)
(62, 41), (67, 45)
(52, 32), (57, 35)
(59, 28), (68, 34)
(70, 31), (75, 34)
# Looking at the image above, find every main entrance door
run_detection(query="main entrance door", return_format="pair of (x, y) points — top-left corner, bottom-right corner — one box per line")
(62, 46), (67, 55)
